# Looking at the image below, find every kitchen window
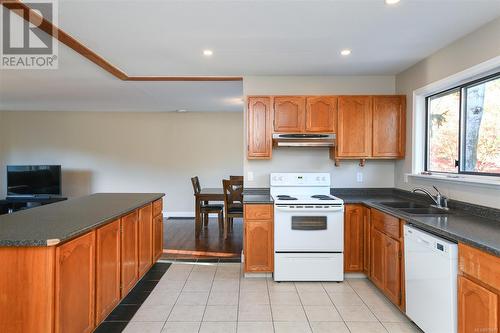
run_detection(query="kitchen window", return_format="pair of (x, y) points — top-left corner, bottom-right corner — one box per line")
(425, 73), (500, 176)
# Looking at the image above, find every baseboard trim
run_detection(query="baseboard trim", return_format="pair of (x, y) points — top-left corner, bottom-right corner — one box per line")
(164, 211), (222, 218)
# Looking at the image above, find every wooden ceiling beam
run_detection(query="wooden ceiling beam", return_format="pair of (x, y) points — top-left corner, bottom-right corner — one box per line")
(1, 0), (243, 82)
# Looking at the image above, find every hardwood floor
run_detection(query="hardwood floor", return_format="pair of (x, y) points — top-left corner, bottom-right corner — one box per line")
(162, 217), (242, 260)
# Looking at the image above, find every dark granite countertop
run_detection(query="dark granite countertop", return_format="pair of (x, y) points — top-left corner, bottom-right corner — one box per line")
(243, 187), (499, 257)
(0, 193), (164, 247)
(243, 188), (273, 204)
(335, 193), (500, 257)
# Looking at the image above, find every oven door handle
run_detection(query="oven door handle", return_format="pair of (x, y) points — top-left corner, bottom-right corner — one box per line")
(275, 206), (344, 212)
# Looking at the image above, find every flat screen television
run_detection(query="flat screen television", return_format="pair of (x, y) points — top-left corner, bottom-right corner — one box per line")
(7, 165), (62, 197)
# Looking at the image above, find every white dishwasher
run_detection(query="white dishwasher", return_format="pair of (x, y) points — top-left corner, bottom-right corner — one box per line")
(404, 225), (458, 333)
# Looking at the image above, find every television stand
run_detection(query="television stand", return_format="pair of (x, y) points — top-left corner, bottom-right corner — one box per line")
(0, 196), (67, 215)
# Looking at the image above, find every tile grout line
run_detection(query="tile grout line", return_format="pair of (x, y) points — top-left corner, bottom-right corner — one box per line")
(265, 276), (276, 333)
(296, 283), (314, 333)
(198, 261), (217, 332)
(345, 279), (390, 333)
(323, 281), (353, 333)
(159, 262), (195, 332)
(236, 262), (243, 331)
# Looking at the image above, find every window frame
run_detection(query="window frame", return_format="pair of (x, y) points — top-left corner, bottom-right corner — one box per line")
(425, 71), (500, 177)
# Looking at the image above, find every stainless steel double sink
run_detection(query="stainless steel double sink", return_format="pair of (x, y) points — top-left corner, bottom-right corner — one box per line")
(377, 201), (450, 215)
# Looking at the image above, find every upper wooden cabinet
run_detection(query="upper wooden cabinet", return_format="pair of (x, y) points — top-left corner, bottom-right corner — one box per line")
(306, 96), (337, 133)
(337, 96), (373, 157)
(55, 231), (96, 333)
(247, 94), (406, 161)
(372, 96), (405, 158)
(274, 96), (306, 132)
(247, 97), (272, 159)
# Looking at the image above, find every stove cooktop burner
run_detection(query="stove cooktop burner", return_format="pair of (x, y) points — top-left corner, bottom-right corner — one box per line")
(311, 195), (334, 200)
(276, 195), (298, 200)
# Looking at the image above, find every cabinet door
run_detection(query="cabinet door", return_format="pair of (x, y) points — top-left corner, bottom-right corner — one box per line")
(95, 220), (121, 323)
(55, 231), (96, 333)
(121, 211), (138, 296)
(274, 96), (306, 132)
(373, 96), (405, 158)
(344, 205), (364, 272)
(370, 228), (385, 290)
(363, 207), (371, 276)
(153, 214), (163, 262)
(305, 96), (337, 132)
(244, 220), (273, 272)
(384, 236), (401, 305)
(337, 96), (372, 157)
(458, 276), (498, 333)
(138, 204), (153, 277)
(247, 97), (272, 159)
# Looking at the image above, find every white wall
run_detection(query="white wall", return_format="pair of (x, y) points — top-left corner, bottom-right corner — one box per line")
(0, 111), (243, 214)
(243, 75), (397, 188)
(395, 17), (500, 208)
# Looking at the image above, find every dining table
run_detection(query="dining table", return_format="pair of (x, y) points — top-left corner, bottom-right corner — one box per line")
(195, 187), (225, 238)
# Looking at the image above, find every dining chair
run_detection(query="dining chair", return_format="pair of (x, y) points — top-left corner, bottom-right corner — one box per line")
(191, 176), (224, 233)
(229, 175), (244, 182)
(222, 178), (244, 240)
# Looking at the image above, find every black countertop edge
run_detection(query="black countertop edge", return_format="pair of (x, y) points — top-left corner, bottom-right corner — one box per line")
(0, 193), (165, 247)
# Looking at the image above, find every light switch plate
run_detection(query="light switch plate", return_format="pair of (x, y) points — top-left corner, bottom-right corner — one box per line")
(247, 171), (254, 182)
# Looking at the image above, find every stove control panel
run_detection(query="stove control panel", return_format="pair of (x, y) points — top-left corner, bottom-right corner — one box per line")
(270, 173), (330, 187)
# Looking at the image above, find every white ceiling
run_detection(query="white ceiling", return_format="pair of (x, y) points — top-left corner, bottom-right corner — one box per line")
(1, 0), (500, 112)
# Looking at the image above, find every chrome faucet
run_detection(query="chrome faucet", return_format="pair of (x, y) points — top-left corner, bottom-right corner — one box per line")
(412, 186), (449, 210)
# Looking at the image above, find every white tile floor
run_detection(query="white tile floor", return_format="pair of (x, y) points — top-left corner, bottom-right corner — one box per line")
(123, 262), (423, 333)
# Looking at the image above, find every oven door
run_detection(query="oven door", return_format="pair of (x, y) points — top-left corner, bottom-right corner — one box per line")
(274, 205), (344, 252)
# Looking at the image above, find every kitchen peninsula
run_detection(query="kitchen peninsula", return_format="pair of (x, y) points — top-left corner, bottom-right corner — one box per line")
(0, 193), (164, 333)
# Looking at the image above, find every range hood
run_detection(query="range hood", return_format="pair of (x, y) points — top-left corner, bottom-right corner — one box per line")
(272, 133), (336, 147)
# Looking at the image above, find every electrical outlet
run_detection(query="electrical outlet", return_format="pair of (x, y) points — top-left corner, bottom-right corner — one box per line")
(247, 171), (254, 182)
(356, 172), (363, 183)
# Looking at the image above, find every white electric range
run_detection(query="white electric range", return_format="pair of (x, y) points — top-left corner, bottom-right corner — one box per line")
(270, 173), (344, 281)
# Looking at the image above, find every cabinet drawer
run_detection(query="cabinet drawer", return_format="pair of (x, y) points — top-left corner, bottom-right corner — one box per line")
(459, 243), (500, 290)
(244, 204), (273, 221)
(152, 199), (163, 217)
(371, 209), (400, 239)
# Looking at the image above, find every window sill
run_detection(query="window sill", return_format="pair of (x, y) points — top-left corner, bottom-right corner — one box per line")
(407, 173), (500, 188)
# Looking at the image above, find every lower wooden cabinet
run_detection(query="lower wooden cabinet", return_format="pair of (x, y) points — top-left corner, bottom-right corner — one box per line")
(95, 219), (121, 323)
(244, 204), (274, 273)
(54, 231), (96, 333)
(344, 204), (364, 272)
(369, 209), (404, 308)
(138, 204), (153, 276)
(153, 214), (163, 262)
(458, 276), (498, 333)
(370, 228), (385, 290)
(458, 243), (500, 333)
(362, 207), (371, 276)
(121, 211), (139, 296)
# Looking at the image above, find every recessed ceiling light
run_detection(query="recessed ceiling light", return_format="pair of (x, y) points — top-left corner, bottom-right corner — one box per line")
(385, 0), (400, 5)
(203, 49), (213, 56)
(340, 49), (351, 56)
